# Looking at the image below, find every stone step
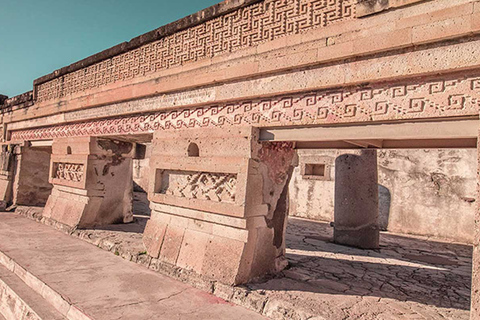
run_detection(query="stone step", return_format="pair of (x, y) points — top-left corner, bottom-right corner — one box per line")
(0, 264), (66, 320)
(0, 212), (265, 320)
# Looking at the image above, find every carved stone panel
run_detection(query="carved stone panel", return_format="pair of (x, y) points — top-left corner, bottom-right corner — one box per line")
(52, 162), (84, 182)
(11, 73), (480, 141)
(155, 170), (237, 203)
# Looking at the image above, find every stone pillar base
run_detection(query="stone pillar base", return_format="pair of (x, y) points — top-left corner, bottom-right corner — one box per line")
(0, 171), (12, 210)
(143, 205), (284, 285)
(43, 186), (107, 229)
(142, 128), (295, 285)
(43, 137), (134, 229)
(333, 225), (380, 249)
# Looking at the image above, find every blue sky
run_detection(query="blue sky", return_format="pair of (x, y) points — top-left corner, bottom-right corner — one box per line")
(0, 0), (219, 97)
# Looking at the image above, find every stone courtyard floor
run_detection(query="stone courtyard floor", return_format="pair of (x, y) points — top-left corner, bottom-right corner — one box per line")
(12, 199), (473, 319)
(266, 218), (472, 319)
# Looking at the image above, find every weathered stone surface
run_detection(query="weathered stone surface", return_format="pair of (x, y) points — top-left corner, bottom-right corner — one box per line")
(43, 137), (134, 229)
(12, 145), (52, 207)
(143, 127), (295, 285)
(334, 150), (380, 249)
(13, 209), (471, 320)
(0, 212), (264, 320)
(1, 0), (480, 316)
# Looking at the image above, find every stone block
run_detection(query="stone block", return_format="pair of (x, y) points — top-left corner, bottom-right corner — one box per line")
(472, 11), (480, 33)
(41, 284), (71, 316)
(248, 227), (278, 278)
(353, 28), (412, 54)
(412, 16), (471, 45)
(202, 235), (247, 285)
(159, 224), (185, 265)
(177, 229), (209, 273)
(143, 214), (169, 258)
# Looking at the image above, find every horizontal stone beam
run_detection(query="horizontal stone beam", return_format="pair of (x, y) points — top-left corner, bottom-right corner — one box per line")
(260, 119), (479, 149)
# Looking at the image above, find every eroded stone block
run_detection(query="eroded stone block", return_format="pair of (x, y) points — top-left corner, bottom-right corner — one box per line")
(43, 137), (134, 229)
(143, 127), (295, 285)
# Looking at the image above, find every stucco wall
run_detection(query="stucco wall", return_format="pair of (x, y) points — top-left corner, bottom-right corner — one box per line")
(289, 149), (476, 244)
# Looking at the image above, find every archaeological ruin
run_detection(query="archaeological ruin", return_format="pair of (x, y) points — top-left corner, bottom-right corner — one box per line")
(1, 0), (480, 318)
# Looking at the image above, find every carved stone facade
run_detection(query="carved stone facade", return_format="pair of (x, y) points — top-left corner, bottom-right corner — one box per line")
(12, 73), (480, 141)
(2, 0), (480, 318)
(35, 0), (356, 102)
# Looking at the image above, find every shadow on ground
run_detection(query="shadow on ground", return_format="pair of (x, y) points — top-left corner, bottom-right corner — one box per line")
(244, 217), (472, 318)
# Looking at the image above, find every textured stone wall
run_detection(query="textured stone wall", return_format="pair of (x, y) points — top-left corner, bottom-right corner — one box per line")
(12, 146), (53, 206)
(289, 149), (476, 243)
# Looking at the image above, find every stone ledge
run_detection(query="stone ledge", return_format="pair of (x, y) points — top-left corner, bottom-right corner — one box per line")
(0, 273), (45, 320)
(1, 91), (34, 110)
(14, 206), (319, 320)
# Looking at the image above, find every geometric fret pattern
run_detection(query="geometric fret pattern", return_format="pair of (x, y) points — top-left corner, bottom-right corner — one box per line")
(11, 74), (480, 141)
(159, 170), (237, 203)
(35, 0), (356, 102)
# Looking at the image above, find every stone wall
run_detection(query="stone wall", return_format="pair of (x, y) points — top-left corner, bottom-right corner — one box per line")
(290, 149), (477, 244)
(12, 146), (53, 206)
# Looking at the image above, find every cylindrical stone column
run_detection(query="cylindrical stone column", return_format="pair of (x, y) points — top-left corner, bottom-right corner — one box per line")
(334, 149), (379, 249)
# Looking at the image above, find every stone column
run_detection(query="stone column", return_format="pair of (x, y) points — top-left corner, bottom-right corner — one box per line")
(334, 149), (379, 249)
(142, 127), (295, 285)
(43, 137), (134, 229)
(470, 139), (480, 320)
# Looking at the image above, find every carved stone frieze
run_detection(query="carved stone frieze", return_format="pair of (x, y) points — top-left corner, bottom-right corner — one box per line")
(35, 0), (356, 102)
(11, 73), (480, 141)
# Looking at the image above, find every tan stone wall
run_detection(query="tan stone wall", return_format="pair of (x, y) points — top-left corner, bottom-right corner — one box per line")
(289, 149), (476, 244)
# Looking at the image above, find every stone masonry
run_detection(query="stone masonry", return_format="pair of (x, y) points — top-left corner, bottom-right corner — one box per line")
(1, 0), (480, 318)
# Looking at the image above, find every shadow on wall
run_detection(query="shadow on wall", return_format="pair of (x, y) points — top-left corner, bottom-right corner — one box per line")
(133, 181), (151, 217)
(378, 184), (391, 231)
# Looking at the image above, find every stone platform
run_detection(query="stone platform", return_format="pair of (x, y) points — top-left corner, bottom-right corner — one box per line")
(13, 206), (472, 319)
(0, 212), (265, 320)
